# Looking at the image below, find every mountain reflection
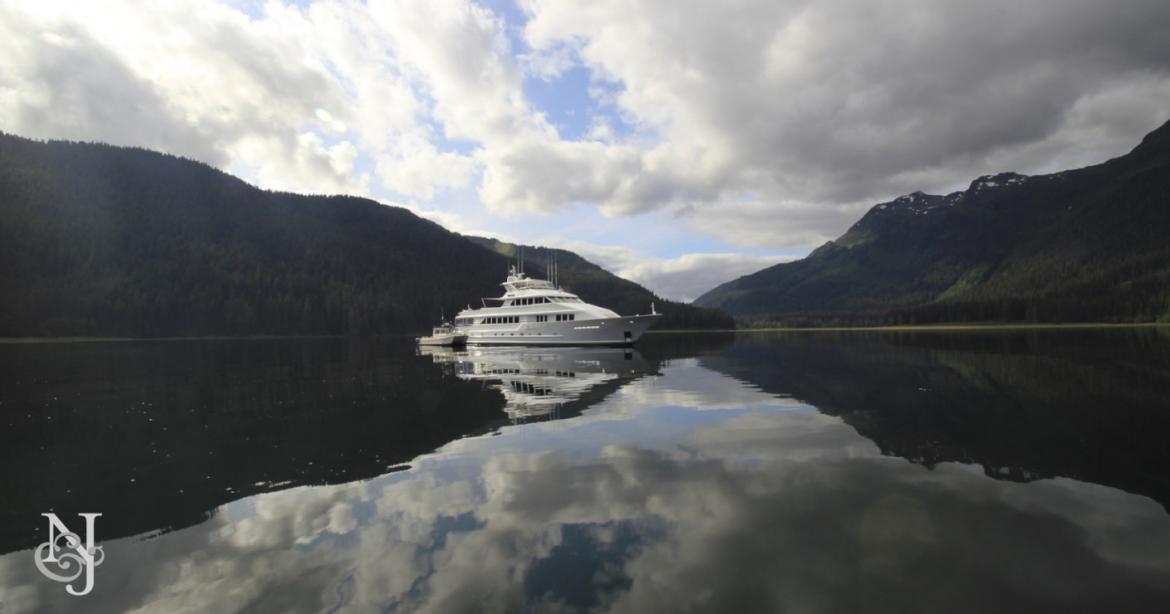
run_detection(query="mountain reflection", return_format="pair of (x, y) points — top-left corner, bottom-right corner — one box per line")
(2, 330), (1169, 613)
(700, 329), (1170, 508)
(0, 338), (509, 554)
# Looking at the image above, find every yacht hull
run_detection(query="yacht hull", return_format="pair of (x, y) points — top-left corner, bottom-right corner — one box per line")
(464, 314), (660, 346)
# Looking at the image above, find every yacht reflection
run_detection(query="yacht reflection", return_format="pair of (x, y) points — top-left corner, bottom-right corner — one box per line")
(420, 346), (652, 423)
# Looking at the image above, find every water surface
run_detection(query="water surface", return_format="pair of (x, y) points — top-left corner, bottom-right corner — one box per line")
(2, 329), (1169, 612)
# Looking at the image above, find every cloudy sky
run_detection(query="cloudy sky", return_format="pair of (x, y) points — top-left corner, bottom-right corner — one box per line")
(2, 0), (1168, 300)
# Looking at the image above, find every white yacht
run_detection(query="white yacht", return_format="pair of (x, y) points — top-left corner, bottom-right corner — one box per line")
(453, 267), (660, 345)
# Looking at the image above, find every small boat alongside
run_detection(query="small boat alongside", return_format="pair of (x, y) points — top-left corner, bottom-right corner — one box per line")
(416, 322), (466, 347)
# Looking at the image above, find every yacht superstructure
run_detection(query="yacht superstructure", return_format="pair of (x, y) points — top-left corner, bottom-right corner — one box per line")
(453, 267), (660, 345)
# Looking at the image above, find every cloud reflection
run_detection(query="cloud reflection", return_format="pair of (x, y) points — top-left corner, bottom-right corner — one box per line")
(2, 366), (1169, 613)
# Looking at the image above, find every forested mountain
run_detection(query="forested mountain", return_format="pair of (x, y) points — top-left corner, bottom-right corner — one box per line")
(695, 120), (1170, 325)
(468, 237), (734, 330)
(0, 133), (730, 336)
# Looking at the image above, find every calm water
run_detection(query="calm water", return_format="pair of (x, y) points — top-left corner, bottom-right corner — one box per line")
(2, 329), (1170, 613)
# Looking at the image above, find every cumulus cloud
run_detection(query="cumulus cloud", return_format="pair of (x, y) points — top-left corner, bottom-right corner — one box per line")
(3, 0), (1169, 261)
(0, 0), (464, 198)
(0, 6), (223, 165)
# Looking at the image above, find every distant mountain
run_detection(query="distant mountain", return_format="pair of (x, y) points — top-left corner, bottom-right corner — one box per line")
(0, 133), (731, 336)
(468, 237), (734, 330)
(695, 120), (1170, 324)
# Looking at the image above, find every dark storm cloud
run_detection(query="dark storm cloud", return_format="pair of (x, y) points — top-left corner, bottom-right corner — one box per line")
(524, 0), (1170, 245)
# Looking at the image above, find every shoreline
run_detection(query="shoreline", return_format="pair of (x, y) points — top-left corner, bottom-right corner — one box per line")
(2, 322), (1166, 344)
(0, 334), (349, 344)
(649, 322), (1170, 334)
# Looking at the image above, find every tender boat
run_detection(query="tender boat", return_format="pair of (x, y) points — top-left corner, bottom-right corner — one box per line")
(452, 267), (660, 346)
(416, 322), (466, 346)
